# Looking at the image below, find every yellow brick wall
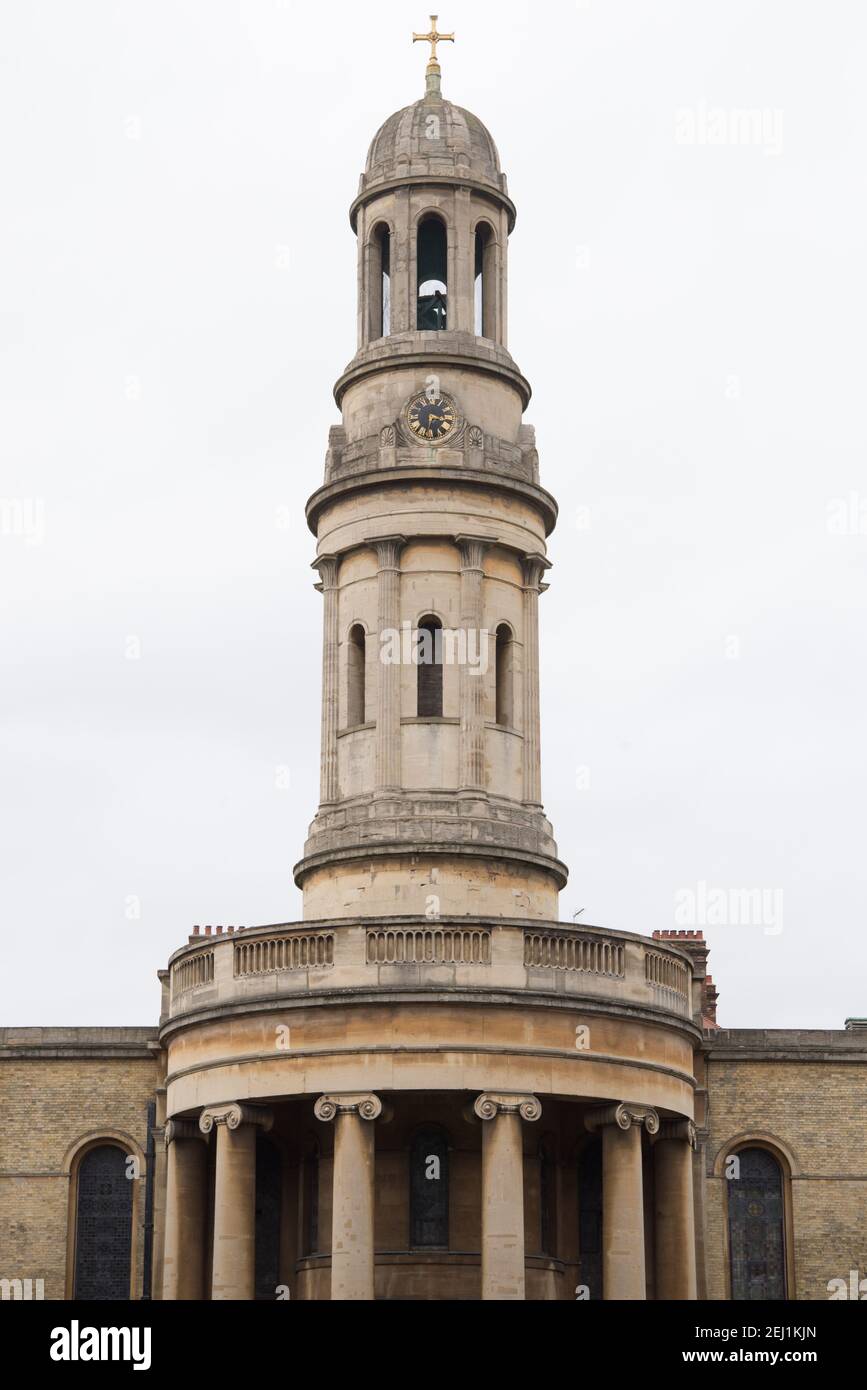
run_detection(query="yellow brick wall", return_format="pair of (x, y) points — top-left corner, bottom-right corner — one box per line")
(703, 1055), (867, 1301)
(0, 1045), (159, 1300)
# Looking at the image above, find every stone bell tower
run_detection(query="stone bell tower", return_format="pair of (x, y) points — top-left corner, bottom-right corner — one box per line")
(160, 24), (701, 1307)
(294, 25), (568, 925)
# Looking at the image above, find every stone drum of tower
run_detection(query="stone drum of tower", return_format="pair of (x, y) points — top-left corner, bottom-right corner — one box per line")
(295, 65), (568, 924)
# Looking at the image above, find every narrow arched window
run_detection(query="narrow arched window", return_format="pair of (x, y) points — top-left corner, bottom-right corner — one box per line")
(417, 216), (447, 330)
(347, 624), (366, 727)
(369, 224), (390, 339)
(539, 1137), (557, 1257)
(73, 1144), (133, 1299)
(254, 1136), (281, 1301)
(416, 615), (443, 717)
(495, 624), (514, 727)
(728, 1148), (787, 1300)
(474, 224), (496, 338)
(410, 1128), (449, 1248)
(577, 1139), (603, 1301)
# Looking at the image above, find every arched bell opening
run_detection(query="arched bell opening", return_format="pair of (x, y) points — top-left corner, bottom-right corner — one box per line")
(417, 215), (448, 330)
(474, 221), (498, 339)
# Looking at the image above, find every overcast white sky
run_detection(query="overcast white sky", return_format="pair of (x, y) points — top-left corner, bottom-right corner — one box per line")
(2, 1), (865, 1028)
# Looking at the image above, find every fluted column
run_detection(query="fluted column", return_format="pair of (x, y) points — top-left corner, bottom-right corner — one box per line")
(586, 1102), (659, 1300)
(315, 1093), (386, 1300)
(313, 555), (340, 806)
(163, 1119), (208, 1300)
(474, 1092), (541, 1300)
(372, 537), (405, 793)
(521, 553), (551, 806)
(200, 1103), (273, 1301)
(654, 1119), (698, 1300)
(457, 536), (490, 794)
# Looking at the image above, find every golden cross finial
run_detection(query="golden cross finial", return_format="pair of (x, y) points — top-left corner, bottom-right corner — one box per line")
(413, 14), (455, 66)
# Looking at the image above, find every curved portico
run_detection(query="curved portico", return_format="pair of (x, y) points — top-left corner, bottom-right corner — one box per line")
(160, 921), (700, 1300)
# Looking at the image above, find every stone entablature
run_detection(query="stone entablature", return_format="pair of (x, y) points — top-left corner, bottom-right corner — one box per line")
(164, 919), (695, 1025)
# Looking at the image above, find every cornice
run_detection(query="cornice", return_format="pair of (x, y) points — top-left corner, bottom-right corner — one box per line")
(306, 466), (559, 538)
(349, 174), (517, 234)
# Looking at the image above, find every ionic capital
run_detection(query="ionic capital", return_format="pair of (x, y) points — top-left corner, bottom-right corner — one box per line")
(314, 1093), (386, 1123)
(585, 1102), (660, 1136)
(657, 1118), (698, 1149)
(473, 1092), (542, 1124)
(164, 1117), (207, 1148)
(198, 1103), (274, 1136)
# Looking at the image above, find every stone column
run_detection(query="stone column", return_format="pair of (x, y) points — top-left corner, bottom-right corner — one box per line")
(474, 1092), (541, 1300)
(200, 1103), (273, 1301)
(521, 553), (551, 807)
(393, 187), (411, 334)
(457, 536), (490, 795)
(162, 1118), (207, 1301)
(453, 186), (473, 334)
(654, 1119), (698, 1300)
(314, 1093), (386, 1300)
(372, 537), (405, 794)
(586, 1102), (659, 1301)
(313, 555), (340, 806)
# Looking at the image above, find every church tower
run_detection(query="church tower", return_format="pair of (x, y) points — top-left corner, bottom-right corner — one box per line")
(295, 21), (567, 926)
(159, 24), (702, 1305)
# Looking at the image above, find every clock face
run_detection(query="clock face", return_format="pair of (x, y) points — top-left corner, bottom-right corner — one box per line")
(406, 391), (457, 443)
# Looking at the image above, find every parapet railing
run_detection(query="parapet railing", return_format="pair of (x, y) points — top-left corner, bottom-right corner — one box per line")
(167, 921), (694, 1023)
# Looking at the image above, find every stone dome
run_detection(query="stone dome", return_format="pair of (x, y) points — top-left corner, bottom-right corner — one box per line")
(361, 94), (508, 198)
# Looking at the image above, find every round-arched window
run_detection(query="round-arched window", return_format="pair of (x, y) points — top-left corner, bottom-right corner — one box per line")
(73, 1144), (133, 1300)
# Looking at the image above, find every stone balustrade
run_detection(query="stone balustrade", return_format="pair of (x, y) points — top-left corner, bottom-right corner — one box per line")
(166, 920), (693, 1023)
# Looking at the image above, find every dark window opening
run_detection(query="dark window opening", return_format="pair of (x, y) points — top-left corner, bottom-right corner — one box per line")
(347, 624), (366, 727)
(302, 1145), (319, 1257)
(578, 1139), (603, 1300)
(370, 225), (390, 339)
(728, 1148), (787, 1300)
(381, 229), (390, 336)
(416, 616), (443, 717)
(474, 224), (496, 338)
(417, 217), (448, 330)
(539, 1138), (557, 1257)
(254, 1137), (282, 1301)
(73, 1145), (133, 1300)
(495, 623), (514, 727)
(410, 1128), (449, 1248)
